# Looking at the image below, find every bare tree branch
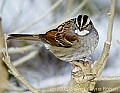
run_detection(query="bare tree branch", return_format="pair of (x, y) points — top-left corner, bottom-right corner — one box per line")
(34, 0), (88, 34)
(2, 35), (40, 93)
(13, 0), (64, 33)
(92, 0), (116, 77)
(8, 45), (40, 54)
(13, 50), (39, 66)
(0, 17), (9, 93)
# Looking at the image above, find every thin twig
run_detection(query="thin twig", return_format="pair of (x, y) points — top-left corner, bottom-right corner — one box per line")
(8, 45), (41, 54)
(13, 50), (39, 66)
(35, 0), (88, 34)
(0, 45), (40, 54)
(92, 0), (116, 77)
(87, 0), (100, 14)
(2, 35), (40, 93)
(69, 0), (88, 17)
(63, 0), (73, 19)
(13, 0), (64, 33)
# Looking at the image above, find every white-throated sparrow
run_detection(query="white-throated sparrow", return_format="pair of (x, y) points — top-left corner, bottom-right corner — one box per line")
(7, 15), (99, 61)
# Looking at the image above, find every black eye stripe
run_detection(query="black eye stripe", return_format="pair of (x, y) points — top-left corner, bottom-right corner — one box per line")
(82, 15), (88, 27)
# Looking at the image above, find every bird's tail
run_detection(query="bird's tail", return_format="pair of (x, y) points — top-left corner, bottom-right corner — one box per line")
(7, 34), (44, 41)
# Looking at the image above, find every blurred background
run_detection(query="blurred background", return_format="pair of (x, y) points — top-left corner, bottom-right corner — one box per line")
(0, 0), (120, 92)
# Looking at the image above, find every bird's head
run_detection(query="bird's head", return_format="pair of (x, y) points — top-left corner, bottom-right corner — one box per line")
(75, 15), (96, 36)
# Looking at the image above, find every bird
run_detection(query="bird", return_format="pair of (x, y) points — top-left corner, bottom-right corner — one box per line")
(7, 15), (99, 62)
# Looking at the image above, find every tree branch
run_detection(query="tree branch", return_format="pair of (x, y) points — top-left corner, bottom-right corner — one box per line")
(2, 35), (40, 93)
(13, 0), (63, 33)
(92, 0), (116, 77)
(13, 50), (39, 67)
(0, 17), (9, 93)
(8, 45), (40, 54)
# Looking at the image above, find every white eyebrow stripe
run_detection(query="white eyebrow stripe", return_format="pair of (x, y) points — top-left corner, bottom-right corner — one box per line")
(82, 17), (91, 28)
(81, 15), (84, 27)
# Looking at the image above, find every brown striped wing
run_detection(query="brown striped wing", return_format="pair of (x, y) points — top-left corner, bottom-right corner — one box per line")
(55, 19), (79, 47)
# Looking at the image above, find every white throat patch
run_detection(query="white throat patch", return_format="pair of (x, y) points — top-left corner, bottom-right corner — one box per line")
(75, 29), (89, 36)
